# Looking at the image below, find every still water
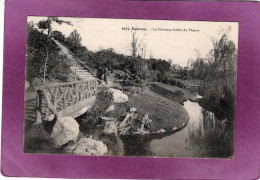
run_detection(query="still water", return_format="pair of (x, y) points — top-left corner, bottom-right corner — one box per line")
(120, 99), (233, 158)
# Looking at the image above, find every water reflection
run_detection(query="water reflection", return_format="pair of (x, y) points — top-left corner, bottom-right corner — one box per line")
(121, 100), (234, 158)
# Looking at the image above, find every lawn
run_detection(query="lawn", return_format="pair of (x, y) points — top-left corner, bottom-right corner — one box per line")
(127, 89), (189, 132)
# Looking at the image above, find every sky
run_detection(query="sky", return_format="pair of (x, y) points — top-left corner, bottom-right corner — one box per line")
(28, 16), (238, 67)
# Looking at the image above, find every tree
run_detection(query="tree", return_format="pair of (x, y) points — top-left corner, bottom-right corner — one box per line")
(190, 34), (237, 104)
(140, 43), (147, 59)
(52, 30), (65, 42)
(129, 30), (145, 57)
(167, 59), (172, 66)
(26, 22), (46, 82)
(149, 50), (154, 59)
(66, 30), (82, 51)
(27, 22), (39, 48)
(26, 22), (71, 84)
(37, 17), (72, 37)
(41, 40), (52, 83)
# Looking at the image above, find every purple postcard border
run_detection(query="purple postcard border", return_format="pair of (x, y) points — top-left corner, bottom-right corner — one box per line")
(2, 0), (260, 179)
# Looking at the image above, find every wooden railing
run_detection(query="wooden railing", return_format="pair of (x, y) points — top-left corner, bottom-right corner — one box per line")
(33, 79), (97, 123)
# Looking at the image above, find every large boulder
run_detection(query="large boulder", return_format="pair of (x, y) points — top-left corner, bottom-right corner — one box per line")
(51, 116), (79, 146)
(66, 138), (107, 156)
(108, 88), (128, 103)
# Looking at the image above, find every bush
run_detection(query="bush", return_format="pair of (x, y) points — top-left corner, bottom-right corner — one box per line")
(114, 70), (126, 80)
(169, 79), (176, 86)
(148, 70), (158, 82)
(26, 23), (71, 83)
(79, 90), (113, 125)
(112, 84), (123, 91)
(121, 83), (148, 96)
(157, 72), (169, 83)
(96, 90), (113, 110)
(105, 103), (130, 119)
(173, 90), (184, 96)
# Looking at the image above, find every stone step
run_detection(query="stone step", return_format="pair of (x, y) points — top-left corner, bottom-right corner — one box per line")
(78, 72), (93, 76)
(78, 76), (96, 80)
(78, 75), (93, 78)
(71, 66), (85, 69)
(77, 72), (92, 75)
(76, 69), (89, 72)
(78, 75), (94, 78)
(77, 72), (90, 75)
(71, 66), (82, 69)
(71, 65), (83, 68)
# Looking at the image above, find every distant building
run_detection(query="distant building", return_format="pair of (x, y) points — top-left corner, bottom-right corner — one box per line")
(172, 64), (183, 71)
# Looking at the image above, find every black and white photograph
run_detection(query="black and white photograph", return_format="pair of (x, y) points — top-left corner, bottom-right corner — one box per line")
(24, 16), (238, 159)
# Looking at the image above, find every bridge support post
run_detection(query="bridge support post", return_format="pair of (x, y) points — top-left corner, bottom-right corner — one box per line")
(35, 90), (42, 125)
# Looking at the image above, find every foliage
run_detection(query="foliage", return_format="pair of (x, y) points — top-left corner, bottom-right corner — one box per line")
(157, 72), (169, 83)
(52, 30), (65, 42)
(147, 70), (159, 82)
(112, 83), (123, 91)
(187, 109), (234, 158)
(46, 55), (72, 81)
(26, 22), (72, 83)
(114, 70), (126, 80)
(189, 34), (237, 104)
(80, 90), (113, 125)
(173, 90), (184, 96)
(155, 72), (185, 88)
(52, 29), (172, 84)
(129, 30), (146, 57)
(50, 28), (175, 91)
(37, 17), (72, 36)
(105, 103), (130, 119)
(147, 58), (171, 72)
(37, 20), (51, 34)
(65, 30), (82, 53)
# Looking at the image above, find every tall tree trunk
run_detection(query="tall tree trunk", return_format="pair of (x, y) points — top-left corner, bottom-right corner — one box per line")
(43, 49), (49, 83)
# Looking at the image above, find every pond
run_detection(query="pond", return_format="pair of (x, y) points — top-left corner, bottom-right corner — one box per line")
(120, 97), (234, 158)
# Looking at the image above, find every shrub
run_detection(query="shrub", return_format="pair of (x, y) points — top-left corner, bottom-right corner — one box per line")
(173, 90), (184, 96)
(96, 90), (113, 110)
(112, 84), (123, 91)
(105, 103), (130, 119)
(114, 70), (126, 79)
(169, 79), (176, 86)
(157, 72), (169, 83)
(79, 90), (113, 125)
(121, 83), (148, 96)
(26, 23), (71, 83)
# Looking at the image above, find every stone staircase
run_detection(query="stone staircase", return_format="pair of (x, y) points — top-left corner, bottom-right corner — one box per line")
(53, 39), (96, 81)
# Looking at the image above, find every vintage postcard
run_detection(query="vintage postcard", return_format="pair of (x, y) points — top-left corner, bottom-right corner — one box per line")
(24, 16), (238, 158)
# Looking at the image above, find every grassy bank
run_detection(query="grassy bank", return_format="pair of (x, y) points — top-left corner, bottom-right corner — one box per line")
(128, 88), (189, 132)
